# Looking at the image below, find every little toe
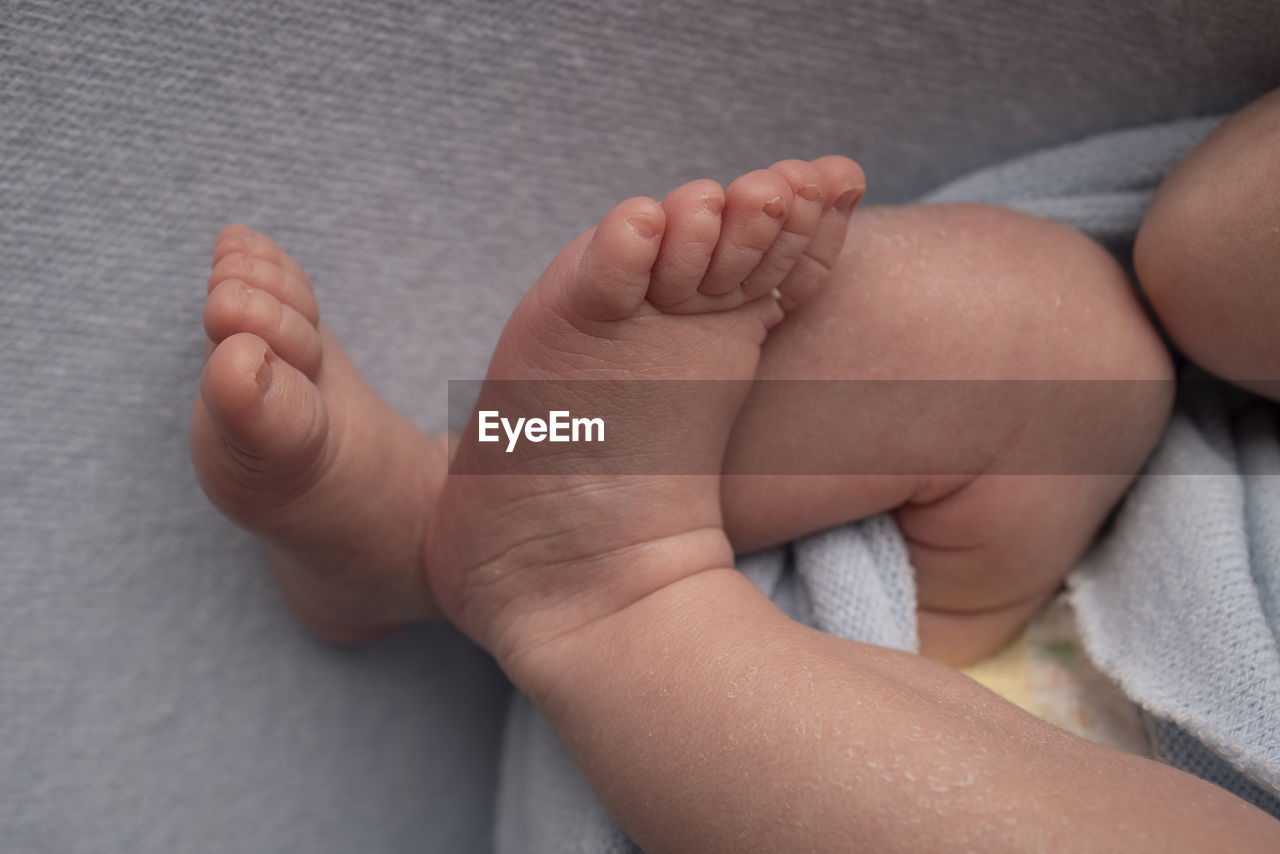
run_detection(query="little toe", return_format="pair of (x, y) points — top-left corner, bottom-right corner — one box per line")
(695, 169), (795, 298)
(192, 331), (329, 502)
(773, 156), (866, 310)
(205, 278), (324, 378)
(646, 179), (726, 308)
(209, 244), (320, 327)
(214, 224), (315, 294)
(812, 155), (867, 216)
(558, 196), (666, 323)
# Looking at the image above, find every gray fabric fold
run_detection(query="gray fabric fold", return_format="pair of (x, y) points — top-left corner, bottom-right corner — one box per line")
(1071, 385), (1280, 812)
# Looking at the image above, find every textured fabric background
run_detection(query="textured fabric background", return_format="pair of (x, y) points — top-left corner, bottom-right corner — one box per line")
(1072, 382), (1280, 815)
(3, 1), (1279, 851)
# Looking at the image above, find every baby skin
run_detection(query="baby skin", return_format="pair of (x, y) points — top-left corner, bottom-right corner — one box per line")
(191, 144), (1280, 849)
(193, 158), (1168, 666)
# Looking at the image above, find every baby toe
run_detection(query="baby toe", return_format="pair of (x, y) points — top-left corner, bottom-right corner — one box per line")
(812, 155), (867, 215)
(734, 159), (828, 302)
(209, 244), (320, 327)
(696, 168), (794, 298)
(646, 179), (725, 308)
(205, 278), (324, 378)
(772, 157), (866, 310)
(557, 196), (666, 323)
(193, 331), (330, 499)
(213, 225), (315, 293)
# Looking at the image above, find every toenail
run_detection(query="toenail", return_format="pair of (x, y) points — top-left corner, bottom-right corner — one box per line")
(626, 215), (661, 240)
(762, 196), (787, 220)
(699, 194), (725, 215)
(834, 186), (865, 213)
(255, 349), (274, 394)
(796, 184), (822, 202)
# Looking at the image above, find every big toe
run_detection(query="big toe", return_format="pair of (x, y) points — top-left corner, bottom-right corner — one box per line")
(551, 196), (667, 323)
(191, 331), (330, 515)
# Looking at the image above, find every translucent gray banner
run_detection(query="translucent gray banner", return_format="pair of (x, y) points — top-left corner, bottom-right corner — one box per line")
(445, 379), (1279, 475)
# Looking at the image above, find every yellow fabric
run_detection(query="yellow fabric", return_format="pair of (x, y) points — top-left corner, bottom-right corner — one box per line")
(957, 597), (1150, 756)
(961, 633), (1036, 715)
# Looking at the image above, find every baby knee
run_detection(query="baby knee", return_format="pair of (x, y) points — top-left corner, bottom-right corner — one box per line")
(896, 204), (1174, 473)
(1135, 89), (1280, 398)
(869, 203), (1171, 382)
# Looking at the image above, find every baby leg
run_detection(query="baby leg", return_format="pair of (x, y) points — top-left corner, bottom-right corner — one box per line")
(193, 159), (864, 646)
(421, 192), (1276, 854)
(722, 203), (1174, 665)
(425, 157), (865, 670)
(1136, 87), (1280, 400)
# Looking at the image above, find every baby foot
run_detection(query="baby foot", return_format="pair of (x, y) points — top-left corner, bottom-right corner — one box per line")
(425, 157), (865, 684)
(190, 225), (446, 641)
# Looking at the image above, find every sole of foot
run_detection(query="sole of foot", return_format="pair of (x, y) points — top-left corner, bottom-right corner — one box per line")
(424, 156), (867, 673)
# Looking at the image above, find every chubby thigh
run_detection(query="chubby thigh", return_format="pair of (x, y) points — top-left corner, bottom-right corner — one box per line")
(720, 203), (1175, 665)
